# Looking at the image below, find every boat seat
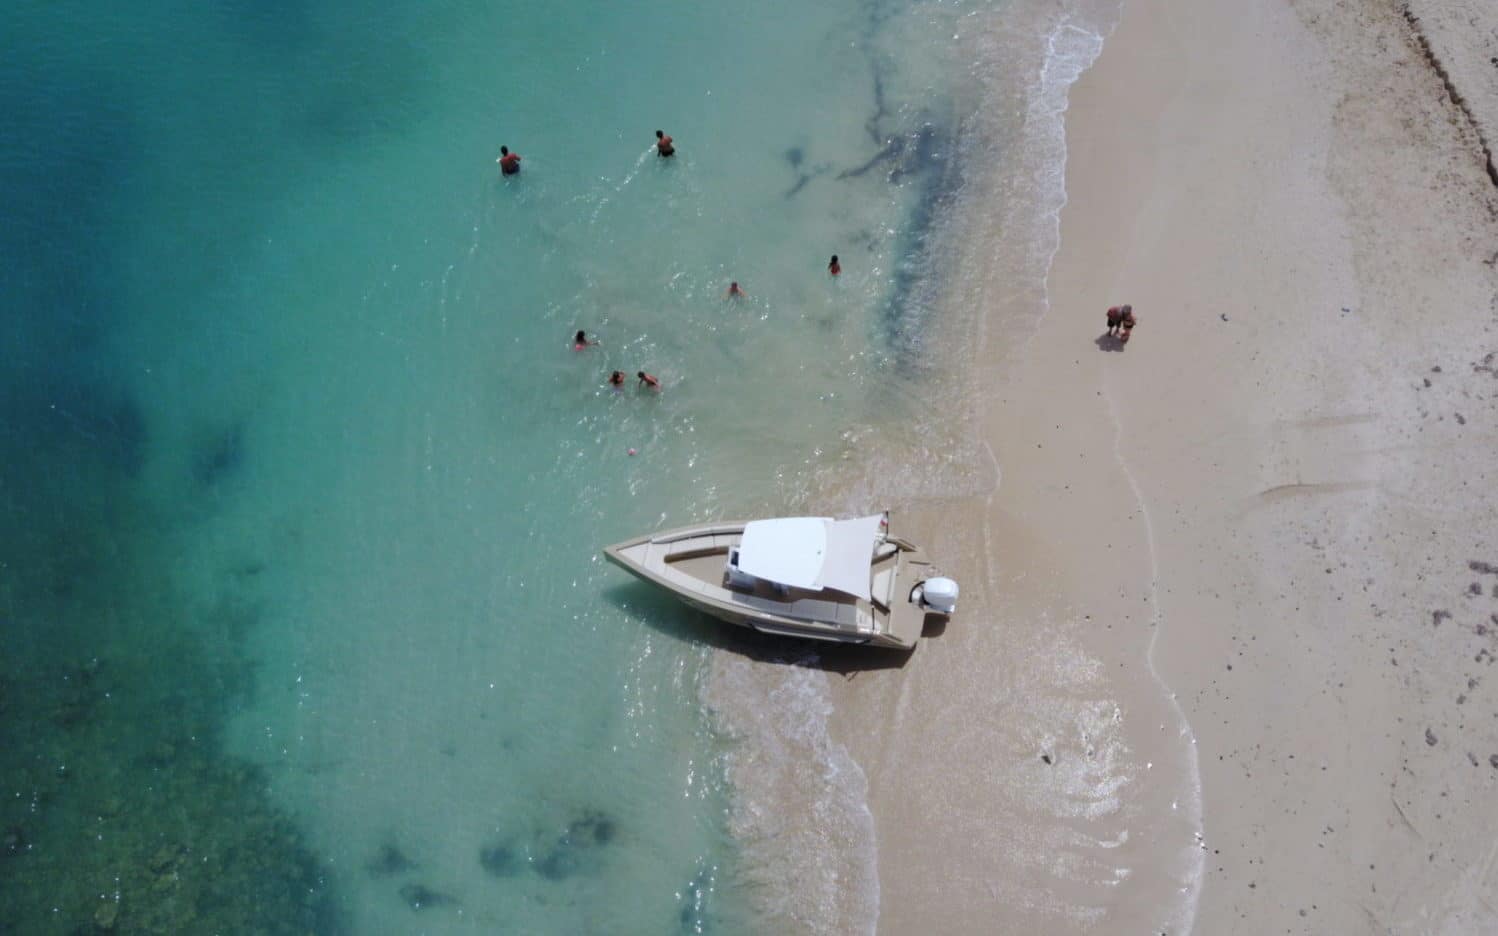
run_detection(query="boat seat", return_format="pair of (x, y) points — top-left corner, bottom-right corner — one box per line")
(667, 543), (723, 562)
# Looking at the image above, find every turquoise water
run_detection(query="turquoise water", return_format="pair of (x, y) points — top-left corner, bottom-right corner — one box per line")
(0, 0), (1118, 932)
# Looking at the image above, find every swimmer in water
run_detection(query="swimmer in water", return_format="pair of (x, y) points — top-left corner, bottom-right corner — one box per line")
(637, 371), (661, 390)
(608, 370), (626, 388)
(574, 330), (591, 349)
(497, 146), (521, 176)
(828, 254), (841, 276)
(726, 281), (744, 298)
(655, 130), (675, 157)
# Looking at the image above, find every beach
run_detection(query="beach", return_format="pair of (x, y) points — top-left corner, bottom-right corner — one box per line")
(828, 0), (1498, 931)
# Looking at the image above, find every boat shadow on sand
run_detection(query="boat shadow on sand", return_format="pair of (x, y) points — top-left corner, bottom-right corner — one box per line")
(602, 582), (943, 674)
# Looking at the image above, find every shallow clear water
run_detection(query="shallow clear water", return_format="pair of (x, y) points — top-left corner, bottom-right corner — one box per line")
(1, 0), (1036, 932)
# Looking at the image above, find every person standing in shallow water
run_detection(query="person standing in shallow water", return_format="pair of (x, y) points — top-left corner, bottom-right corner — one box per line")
(574, 330), (592, 350)
(726, 281), (744, 298)
(608, 370), (625, 388)
(828, 255), (841, 276)
(637, 371), (661, 390)
(655, 130), (675, 157)
(497, 145), (521, 176)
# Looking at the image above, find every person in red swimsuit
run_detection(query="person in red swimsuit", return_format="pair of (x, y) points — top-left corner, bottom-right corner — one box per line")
(828, 254), (841, 276)
(497, 146), (521, 176)
(726, 281), (744, 298)
(655, 130), (675, 157)
(637, 371), (661, 390)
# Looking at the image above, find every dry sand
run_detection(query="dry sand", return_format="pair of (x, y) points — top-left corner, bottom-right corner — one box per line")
(828, 0), (1498, 932)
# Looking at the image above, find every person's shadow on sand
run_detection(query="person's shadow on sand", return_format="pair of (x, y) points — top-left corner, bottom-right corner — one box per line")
(1094, 331), (1127, 352)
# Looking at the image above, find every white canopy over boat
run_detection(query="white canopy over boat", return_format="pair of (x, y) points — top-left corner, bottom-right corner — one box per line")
(736, 514), (885, 601)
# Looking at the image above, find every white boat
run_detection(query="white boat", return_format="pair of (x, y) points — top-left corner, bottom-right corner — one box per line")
(603, 513), (958, 650)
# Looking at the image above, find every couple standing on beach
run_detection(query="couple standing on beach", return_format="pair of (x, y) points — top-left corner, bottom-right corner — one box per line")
(1106, 304), (1138, 344)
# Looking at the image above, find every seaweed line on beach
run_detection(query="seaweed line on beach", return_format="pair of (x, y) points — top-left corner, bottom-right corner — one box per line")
(1397, 2), (1498, 190)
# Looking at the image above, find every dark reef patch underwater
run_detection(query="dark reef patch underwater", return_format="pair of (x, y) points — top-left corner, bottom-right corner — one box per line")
(0, 419), (342, 934)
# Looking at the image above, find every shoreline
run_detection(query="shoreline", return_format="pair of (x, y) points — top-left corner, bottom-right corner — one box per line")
(830, 0), (1498, 931)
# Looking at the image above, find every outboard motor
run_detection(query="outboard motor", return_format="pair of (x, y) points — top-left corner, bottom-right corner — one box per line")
(914, 577), (959, 614)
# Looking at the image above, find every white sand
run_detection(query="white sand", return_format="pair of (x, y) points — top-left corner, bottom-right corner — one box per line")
(829, 0), (1498, 931)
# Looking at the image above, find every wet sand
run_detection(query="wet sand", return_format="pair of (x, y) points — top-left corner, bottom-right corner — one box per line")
(831, 0), (1498, 931)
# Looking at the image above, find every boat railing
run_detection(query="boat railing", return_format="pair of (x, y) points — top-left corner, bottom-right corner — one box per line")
(652, 523), (743, 544)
